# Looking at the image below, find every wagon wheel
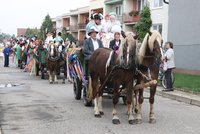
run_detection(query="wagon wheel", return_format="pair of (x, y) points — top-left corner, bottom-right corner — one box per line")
(162, 72), (175, 89)
(73, 77), (82, 100)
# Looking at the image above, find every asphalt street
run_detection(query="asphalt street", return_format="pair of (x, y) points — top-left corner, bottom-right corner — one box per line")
(0, 60), (200, 134)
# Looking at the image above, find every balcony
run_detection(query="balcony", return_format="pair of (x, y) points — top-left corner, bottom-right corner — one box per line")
(70, 25), (78, 32)
(78, 23), (87, 30)
(123, 13), (140, 24)
(105, 0), (123, 4)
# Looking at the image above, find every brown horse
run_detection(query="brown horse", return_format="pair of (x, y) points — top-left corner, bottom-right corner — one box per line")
(88, 32), (138, 124)
(133, 30), (164, 124)
(47, 42), (59, 84)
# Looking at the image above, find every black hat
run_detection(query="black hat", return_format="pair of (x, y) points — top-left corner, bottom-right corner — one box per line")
(94, 14), (101, 20)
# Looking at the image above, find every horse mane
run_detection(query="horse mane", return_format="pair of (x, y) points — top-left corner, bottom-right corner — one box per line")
(148, 30), (162, 52)
(137, 33), (149, 64)
(117, 37), (125, 64)
(137, 30), (163, 64)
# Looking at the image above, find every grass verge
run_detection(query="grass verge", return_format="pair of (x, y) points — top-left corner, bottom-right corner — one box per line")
(174, 73), (200, 93)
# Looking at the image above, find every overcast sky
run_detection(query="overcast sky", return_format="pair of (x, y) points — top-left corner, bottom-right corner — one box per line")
(0, 0), (89, 35)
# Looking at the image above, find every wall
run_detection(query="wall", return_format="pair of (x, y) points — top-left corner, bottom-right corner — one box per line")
(150, 0), (169, 43)
(168, 0), (200, 71)
(90, 0), (104, 11)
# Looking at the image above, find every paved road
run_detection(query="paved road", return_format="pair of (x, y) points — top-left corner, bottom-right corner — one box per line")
(0, 63), (200, 134)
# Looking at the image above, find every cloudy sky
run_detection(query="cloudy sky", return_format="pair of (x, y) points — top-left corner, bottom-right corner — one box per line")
(0, 0), (89, 35)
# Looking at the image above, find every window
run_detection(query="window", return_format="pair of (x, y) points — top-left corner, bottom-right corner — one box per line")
(115, 5), (122, 16)
(137, 0), (147, 11)
(153, 0), (163, 8)
(153, 24), (162, 35)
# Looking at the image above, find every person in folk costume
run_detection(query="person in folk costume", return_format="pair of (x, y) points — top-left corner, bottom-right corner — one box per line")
(33, 39), (41, 76)
(101, 14), (111, 34)
(86, 13), (103, 39)
(16, 41), (21, 67)
(109, 25), (122, 66)
(109, 12), (121, 38)
(54, 32), (64, 44)
(45, 31), (54, 48)
(18, 37), (26, 69)
(12, 39), (19, 67)
(100, 14), (113, 48)
(37, 42), (48, 79)
(25, 36), (39, 72)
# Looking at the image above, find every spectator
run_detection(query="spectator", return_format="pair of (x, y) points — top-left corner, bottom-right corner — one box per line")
(163, 42), (175, 91)
(3, 43), (11, 67)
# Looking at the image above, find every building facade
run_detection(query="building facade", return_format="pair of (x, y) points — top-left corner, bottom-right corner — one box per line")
(168, 0), (200, 73)
(150, 0), (169, 43)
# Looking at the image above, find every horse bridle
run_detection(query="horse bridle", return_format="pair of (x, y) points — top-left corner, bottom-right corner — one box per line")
(48, 44), (59, 61)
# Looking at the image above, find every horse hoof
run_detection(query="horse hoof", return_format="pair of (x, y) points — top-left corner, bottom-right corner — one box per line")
(62, 81), (65, 84)
(94, 114), (101, 118)
(134, 119), (142, 124)
(100, 111), (104, 115)
(128, 119), (136, 125)
(149, 118), (156, 124)
(50, 81), (53, 84)
(112, 119), (120, 124)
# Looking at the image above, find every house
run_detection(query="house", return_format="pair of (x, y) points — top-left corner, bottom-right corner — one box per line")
(62, 13), (70, 31)
(149, 0), (169, 43)
(17, 28), (39, 37)
(168, 0), (200, 74)
(90, 0), (104, 15)
(69, 9), (79, 40)
(104, 0), (123, 23)
(104, 0), (140, 32)
(122, 0), (140, 32)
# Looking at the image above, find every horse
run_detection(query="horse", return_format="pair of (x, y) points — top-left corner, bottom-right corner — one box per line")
(88, 32), (138, 124)
(133, 30), (164, 124)
(57, 44), (67, 84)
(47, 42), (59, 84)
(47, 42), (67, 84)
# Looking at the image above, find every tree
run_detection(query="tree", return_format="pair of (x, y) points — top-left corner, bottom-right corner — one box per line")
(61, 27), (68, 41)
(61, 27), (76, 42)
(134, 6), (152, 42)
(24, 28), (37, 38)
(38, 14), (53, 40)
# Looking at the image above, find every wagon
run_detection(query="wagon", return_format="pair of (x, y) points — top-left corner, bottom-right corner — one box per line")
(68, 46), (127, 106)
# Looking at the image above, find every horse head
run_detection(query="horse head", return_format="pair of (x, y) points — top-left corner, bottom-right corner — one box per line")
(49, 42), (57, 58)
(117, 32), (137, 66)
(137, 30), (164, 65)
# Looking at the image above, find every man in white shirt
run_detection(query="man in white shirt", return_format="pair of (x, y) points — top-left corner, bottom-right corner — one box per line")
(83, 26), (103, 60)
(83, 26), (104, 100)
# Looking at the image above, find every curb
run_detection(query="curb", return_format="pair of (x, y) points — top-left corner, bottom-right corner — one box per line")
(155, 87), (200, 107)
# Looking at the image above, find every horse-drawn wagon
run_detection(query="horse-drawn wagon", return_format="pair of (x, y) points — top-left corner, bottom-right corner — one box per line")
(68, 39), (128, 106)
